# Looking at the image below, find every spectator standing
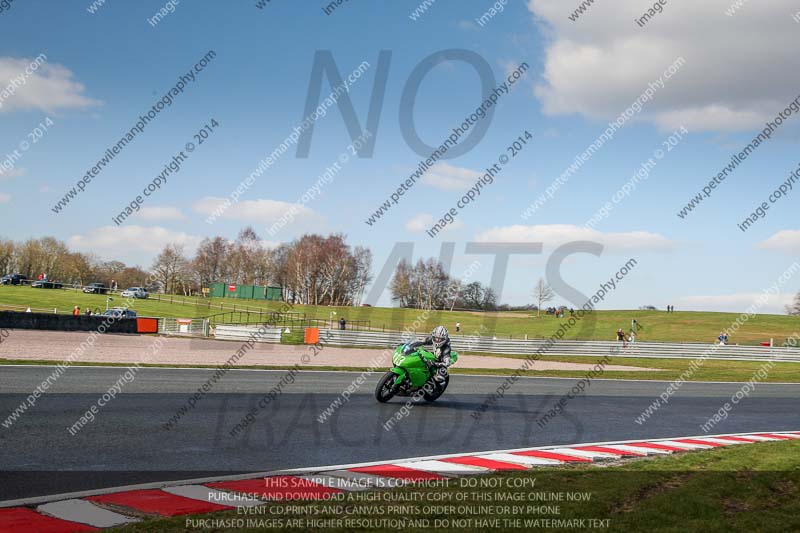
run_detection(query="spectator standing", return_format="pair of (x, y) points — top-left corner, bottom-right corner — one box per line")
(339, 317), (346, 330)
(455, 322), (461, 333)
(616, 328), (626, 343)
(629, 330), (636, 344)
(72, 306), (80, 316)
(85, 308), (92, 316)
(718, 332), (728, 345)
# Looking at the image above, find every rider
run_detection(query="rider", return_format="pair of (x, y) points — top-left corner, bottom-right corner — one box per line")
(405, 326), (452, 383)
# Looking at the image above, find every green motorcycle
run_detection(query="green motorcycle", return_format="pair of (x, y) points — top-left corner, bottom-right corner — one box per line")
(374, 344), (458, 403)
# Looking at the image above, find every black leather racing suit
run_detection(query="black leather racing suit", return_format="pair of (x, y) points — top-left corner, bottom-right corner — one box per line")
(406, 336), (451, 381)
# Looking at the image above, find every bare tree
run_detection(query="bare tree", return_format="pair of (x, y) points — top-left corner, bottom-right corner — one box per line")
(194, 237), (230, 289)
(532, 278), (554, 317)
(390, 259), (413, 307)
(787, 291), (800, 315)
(151, 243), (190, 294)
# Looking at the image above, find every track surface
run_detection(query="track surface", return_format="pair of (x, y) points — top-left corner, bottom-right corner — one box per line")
(1, 366), (798, 501)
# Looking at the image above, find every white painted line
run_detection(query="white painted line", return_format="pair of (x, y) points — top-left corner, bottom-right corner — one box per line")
(774, 433), (800, 439)
(300, 474), (372, 491)
(597, 444), (670, 455)
(162, 485), (264, 507)
(546, 448), (618, 460)
(478, 453), (562, 466)
(398, 460), (488, 476)
(37, 499), (139, 528)
(6, 364), (800, 385)
(653, 440), (715, 450)
(700, 437), (748, 445)
(740, 434), (783, 441)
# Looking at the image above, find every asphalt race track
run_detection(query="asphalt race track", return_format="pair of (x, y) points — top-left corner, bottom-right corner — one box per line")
(1, 365), (799, 502)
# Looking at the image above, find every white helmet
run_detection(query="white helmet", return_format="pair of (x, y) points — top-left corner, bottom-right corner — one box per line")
(432, 326), (449, 348)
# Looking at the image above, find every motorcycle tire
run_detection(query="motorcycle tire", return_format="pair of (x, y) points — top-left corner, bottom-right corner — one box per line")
(375, 371), (398, 403)
(422, 375), (449, 402)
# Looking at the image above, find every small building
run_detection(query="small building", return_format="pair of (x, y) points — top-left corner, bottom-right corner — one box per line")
(207, 283), (282, 301)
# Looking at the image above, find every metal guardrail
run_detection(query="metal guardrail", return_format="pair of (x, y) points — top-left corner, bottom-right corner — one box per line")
(309, 330), (800, 363)
(159, 317), (209, 336)
(213, 324), (282, 343)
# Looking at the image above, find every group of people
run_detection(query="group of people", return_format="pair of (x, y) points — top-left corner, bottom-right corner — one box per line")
(545, 307), (575, 318)
(72, 306), (96, 316)
(666, 305), (675, 313)
(616, 328), (636, 346)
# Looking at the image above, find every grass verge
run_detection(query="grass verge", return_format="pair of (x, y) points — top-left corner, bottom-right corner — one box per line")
(3, 354), (800, 382)
(2, 285), (799, 344)
(114, 440), (800, 532)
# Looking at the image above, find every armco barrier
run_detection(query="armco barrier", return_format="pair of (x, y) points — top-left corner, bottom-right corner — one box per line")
(213, 324), (282, 343)
(313, 330), (800, 363)
(0, 311), (137, 334)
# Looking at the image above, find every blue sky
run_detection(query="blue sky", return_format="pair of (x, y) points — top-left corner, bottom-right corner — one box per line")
(1, 0), (799, 313)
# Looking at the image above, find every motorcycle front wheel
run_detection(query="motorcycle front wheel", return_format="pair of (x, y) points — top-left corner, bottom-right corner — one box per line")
(375, 371), (398, 403)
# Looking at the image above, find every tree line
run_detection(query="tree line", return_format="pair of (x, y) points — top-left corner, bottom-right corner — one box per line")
(0, 229), (372, 305)
(389, 258), (498, 311)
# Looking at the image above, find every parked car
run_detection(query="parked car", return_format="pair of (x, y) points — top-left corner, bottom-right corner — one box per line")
(83, 282), (108, 295)
(102, 307), (138, 319)
(1, 273), (27, 285)
(121, 287), (149, 299)
(31, 280), (63, 289)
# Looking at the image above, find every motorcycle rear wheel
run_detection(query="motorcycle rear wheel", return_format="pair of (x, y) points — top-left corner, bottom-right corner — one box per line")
(375, 371), (398, 403)
(423, 375), (449, 402)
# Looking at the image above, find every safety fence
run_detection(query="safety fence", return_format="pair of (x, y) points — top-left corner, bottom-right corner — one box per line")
(212, 324), (282, 343)
(158, 317), (209, 336)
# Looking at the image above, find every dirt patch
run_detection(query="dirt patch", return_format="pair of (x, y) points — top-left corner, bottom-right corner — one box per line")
(611, 473), (695, 514)
(0, 329), (659, 372)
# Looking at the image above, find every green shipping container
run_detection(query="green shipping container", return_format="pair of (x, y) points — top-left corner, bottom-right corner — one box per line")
(209, 283), (226, 298)
(205, 283), (282, 301)
(236, 285), (255, 299)
(266, 286), (282, 301)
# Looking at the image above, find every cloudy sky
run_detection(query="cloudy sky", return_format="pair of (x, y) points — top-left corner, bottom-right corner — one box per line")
(1, 0), (799, 312)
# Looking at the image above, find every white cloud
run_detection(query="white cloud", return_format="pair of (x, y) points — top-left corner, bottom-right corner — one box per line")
(68, 226), (202, 264)
(134, 206), (186, 221)
(0, 57), (100, 113)
(528, 0), (800, 132)
(674, 293), (794, 315)
(422, 163), (481, 191)
(474, 224), (675, 252)
(192, 196), (326, 234)
(0, 193), (10, 203)
(406, 213), (464, 233)
(758, 230), (800, 253)
(0, 167), (25, 180)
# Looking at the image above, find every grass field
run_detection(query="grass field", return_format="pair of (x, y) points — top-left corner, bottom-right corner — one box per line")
(1, 285), (798, 345)
(116, 439), (800, 532)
